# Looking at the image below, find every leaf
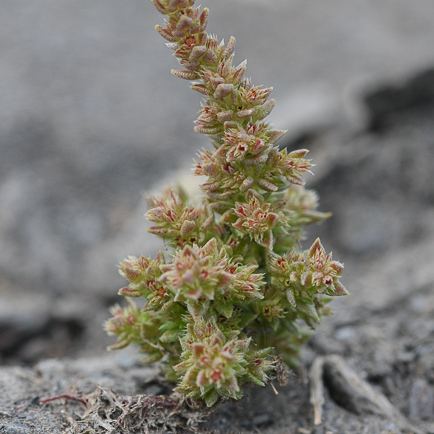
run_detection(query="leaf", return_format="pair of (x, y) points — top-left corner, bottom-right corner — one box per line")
(141, 352), (164, 364)
(203, 389), (219, 407)
(159, 330), (180, 343)
(214, 297), (234, 318)
(286, 289), (297, 307)
(256, 229), (274, 250)
(238, 311), (258, 329)
(298, 300), (320, 324)
(246, 372), (265, 386)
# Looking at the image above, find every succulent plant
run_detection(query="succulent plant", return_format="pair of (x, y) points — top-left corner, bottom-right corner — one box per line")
(106, 0), (347, 407)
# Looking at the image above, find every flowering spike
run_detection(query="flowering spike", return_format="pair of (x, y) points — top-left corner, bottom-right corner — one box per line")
(107, 0), (347, 409)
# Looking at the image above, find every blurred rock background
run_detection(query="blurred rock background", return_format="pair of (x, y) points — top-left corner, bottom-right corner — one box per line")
(1, 0), (433, 368)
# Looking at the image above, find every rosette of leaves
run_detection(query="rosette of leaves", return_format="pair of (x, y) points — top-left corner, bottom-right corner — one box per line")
(106, 0), (347, 407)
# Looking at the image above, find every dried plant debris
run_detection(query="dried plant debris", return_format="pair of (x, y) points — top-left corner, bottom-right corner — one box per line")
(44, 386), (211, 434)
(309, 355), (422, 434)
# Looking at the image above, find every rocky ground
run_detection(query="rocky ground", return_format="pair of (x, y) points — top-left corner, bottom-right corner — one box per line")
(1, 1), (433, 433)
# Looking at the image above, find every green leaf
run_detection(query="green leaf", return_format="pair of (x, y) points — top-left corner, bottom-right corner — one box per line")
(246, 372), (265, 386)
(214, 297), (234, 318)
(203, 389), (219, 407)
(298, 300), (320, 324)
(238, 311), (258, 328)
(141, 352), (163, 364)
(159, 330), (180, 342)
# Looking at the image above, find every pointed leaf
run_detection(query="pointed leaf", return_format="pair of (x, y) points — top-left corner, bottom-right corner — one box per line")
(214, 298), (234, 318)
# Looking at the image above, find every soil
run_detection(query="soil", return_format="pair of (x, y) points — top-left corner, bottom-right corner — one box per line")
(1, 59), (433, 434)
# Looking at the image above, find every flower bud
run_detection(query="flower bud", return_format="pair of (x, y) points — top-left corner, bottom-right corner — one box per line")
(267, 129), (287, 144)
(189, 45), (207, 62)
(155, 25), (176, 42)
(233, 60), (247, 85)
(171, 69), (199, 80)
(199, 8), (209, 32)
(254, 99), (276, 120)
(176, 15), (192, 31)
(222, 36), (236, 61)
(190, 83), (212, 95)
(151, 0), (167, 15)
(203, 49), (218, 64)
(180, 220), (196, 237)
(236, 108), (254, 118)
(213, 83), (234, 100)
(258, 179), (278, 192)
(217, 110), (234, 122)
